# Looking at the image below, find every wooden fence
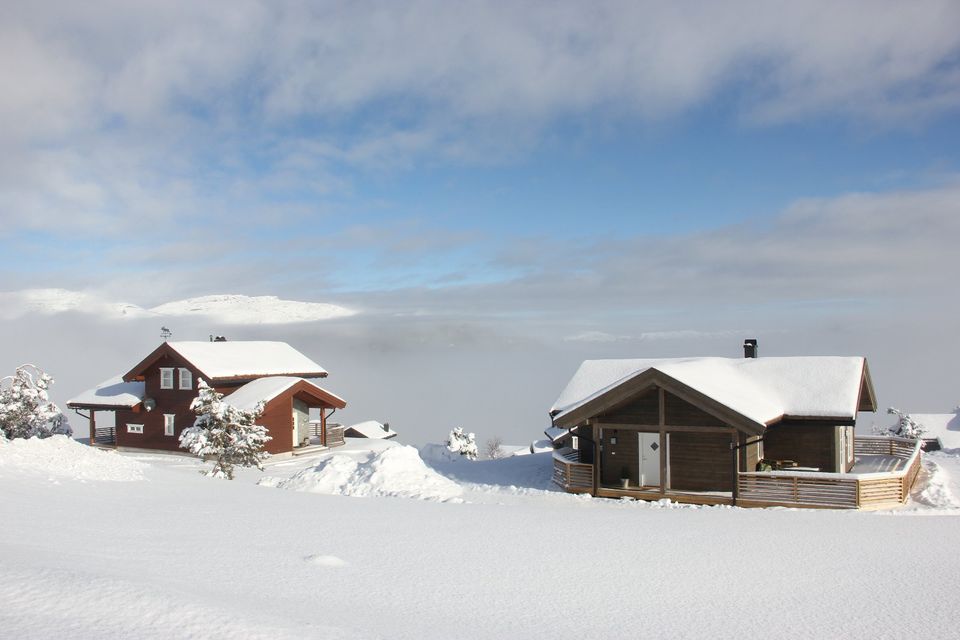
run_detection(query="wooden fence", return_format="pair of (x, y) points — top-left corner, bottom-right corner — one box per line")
(738, 436), (923, 509)
(552, 448), (593, 492)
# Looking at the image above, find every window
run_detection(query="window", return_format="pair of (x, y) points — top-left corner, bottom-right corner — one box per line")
(127, 424), (144, 434)
(846, 426), (854, 463)
(571, 435), (579, 450)
(178, 368), (192, 390)
(160, 368), (174, 389)
(164, 414), (175, 436)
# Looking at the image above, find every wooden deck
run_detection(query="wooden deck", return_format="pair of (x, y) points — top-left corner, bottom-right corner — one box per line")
(553, 436), (924, 510)
(738, 436), (922, 510)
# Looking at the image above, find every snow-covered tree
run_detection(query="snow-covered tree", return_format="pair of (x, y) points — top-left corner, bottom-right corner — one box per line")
(0, 364), (71, 440)
(179, 379), (271, 479)
(446, 426), (478, 460)
(884, 407), (925, 439)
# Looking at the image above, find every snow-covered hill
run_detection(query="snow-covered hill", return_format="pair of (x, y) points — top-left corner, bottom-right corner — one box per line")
(1, 437), (959, 639)
(0, 289), (355, 324)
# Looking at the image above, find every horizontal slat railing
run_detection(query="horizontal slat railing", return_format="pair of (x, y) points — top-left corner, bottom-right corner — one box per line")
(739, 474), (858, 508)
(552, 448), (593, 491)
(93, 425), (116, 445)
(325, 425), (345, 448)
(740, 436), (922, 510)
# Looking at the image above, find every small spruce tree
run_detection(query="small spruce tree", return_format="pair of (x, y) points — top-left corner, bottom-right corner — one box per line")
(446, 426), (478, 460)
(885, 407), (925, 439)
(0, 364), (71, 439)
(179, 379), (271, 479)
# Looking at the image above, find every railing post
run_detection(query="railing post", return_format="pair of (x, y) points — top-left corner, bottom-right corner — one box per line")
(793, 476), (799, 502)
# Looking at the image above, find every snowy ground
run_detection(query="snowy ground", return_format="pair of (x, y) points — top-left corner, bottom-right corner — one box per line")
(2, 437), (960, 639)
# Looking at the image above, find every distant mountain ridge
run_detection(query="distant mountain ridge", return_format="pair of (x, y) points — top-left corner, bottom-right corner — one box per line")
(0, 289), (356, 325)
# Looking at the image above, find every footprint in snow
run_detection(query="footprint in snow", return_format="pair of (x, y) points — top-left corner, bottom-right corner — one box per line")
(305, 554), (348, 567)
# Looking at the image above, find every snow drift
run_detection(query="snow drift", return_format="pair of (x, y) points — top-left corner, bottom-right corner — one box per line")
(0, 435), (144, 482)
(259, 445), (462, 501)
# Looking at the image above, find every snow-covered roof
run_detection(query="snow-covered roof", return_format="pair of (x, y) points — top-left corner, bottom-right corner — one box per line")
(908, 412), (960, 450)
(223, 377), (345, 412)
(343, 420), (397, 439)
(552, 356), (869, 427)
(544, 425), (571, 443)
(166, 341), (327, 379)
(67, 376), (145, 409)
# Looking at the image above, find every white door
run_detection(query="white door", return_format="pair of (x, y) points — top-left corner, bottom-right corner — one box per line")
(638, 432), (661, 487)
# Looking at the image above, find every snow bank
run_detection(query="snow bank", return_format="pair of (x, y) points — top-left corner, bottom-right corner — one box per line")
(259, 445), (462, 501)
(915, 456), (960, 509)
(0, 435), (144, 482)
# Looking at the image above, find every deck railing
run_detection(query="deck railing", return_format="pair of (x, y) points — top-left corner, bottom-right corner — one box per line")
(309, 422), (345, 447)
(93, 425), (116, 445)
(552, 447), (593, 492)
(738, 436), (923, 509)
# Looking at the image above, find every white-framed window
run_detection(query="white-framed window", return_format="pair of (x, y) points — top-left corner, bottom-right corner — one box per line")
(846, 426), (854, 463)
(178, 368), (192, 390)
(127, 424), (144, 434)
(160, 368), (174, 389)
(164, 414), (175, 436)
(571, 435), (579, 450)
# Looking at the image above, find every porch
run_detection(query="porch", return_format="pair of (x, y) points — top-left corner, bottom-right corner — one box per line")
(737, 435), (922, 509)
(552, 435), (924, 510)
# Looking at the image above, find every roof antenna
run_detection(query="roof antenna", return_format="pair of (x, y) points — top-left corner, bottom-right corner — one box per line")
(160, 326), (172, 342)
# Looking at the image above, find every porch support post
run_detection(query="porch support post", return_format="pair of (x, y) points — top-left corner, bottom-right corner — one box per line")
(731, 430), (739, 506)
(591, 419), (599, 496)
(88, 411), (96, 446)
(658, 388), (666, 495)
(320, 408), (327, 447)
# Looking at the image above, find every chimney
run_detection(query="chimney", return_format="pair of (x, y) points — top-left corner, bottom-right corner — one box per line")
(743, 339), (758, 359)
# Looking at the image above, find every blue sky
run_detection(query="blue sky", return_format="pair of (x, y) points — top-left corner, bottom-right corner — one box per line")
(2, 1), (960, 435)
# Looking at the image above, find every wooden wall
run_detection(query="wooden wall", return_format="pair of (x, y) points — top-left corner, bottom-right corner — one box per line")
(762, 421), (846, 472)
(600, 428), (641, 486)
(664, 393), (727, 427)
(599, 388), (658, 424)
(668, 432), (733, 492)
(115, 352), (201, 452)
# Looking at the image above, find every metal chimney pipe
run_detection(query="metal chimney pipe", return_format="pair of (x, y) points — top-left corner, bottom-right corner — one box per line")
(743, 339), (758, 358)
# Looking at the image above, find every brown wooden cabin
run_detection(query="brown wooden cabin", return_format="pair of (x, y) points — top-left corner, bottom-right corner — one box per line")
(548, 353), (878, 506)
(67, 340), (346, 455)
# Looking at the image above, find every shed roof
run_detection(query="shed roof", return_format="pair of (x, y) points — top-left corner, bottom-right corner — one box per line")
(125, 341), (327, 381)
(222, 376), (345, 412)
(67, 376), (145, 410)
(552, 356), (874, 430)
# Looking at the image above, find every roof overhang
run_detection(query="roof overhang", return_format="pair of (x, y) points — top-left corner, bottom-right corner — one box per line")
(552, 368), (767, 436)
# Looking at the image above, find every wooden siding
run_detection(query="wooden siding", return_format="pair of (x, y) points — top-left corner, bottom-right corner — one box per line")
(115, 352), (200, 452)
(668, 432), (733, 492)
(598, 388), (658, 425)
(762, 421), (845, 472)
(664, 392), (726, 427)
(600, 427), (642, 487)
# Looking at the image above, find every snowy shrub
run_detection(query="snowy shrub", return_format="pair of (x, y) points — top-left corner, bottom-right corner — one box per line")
(0, 364), (71, 440)
(883, 407), (926, 439)
(485, 436), (505, 460)
(446, 427), (478, 460)
(179, 379), (271, 479)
